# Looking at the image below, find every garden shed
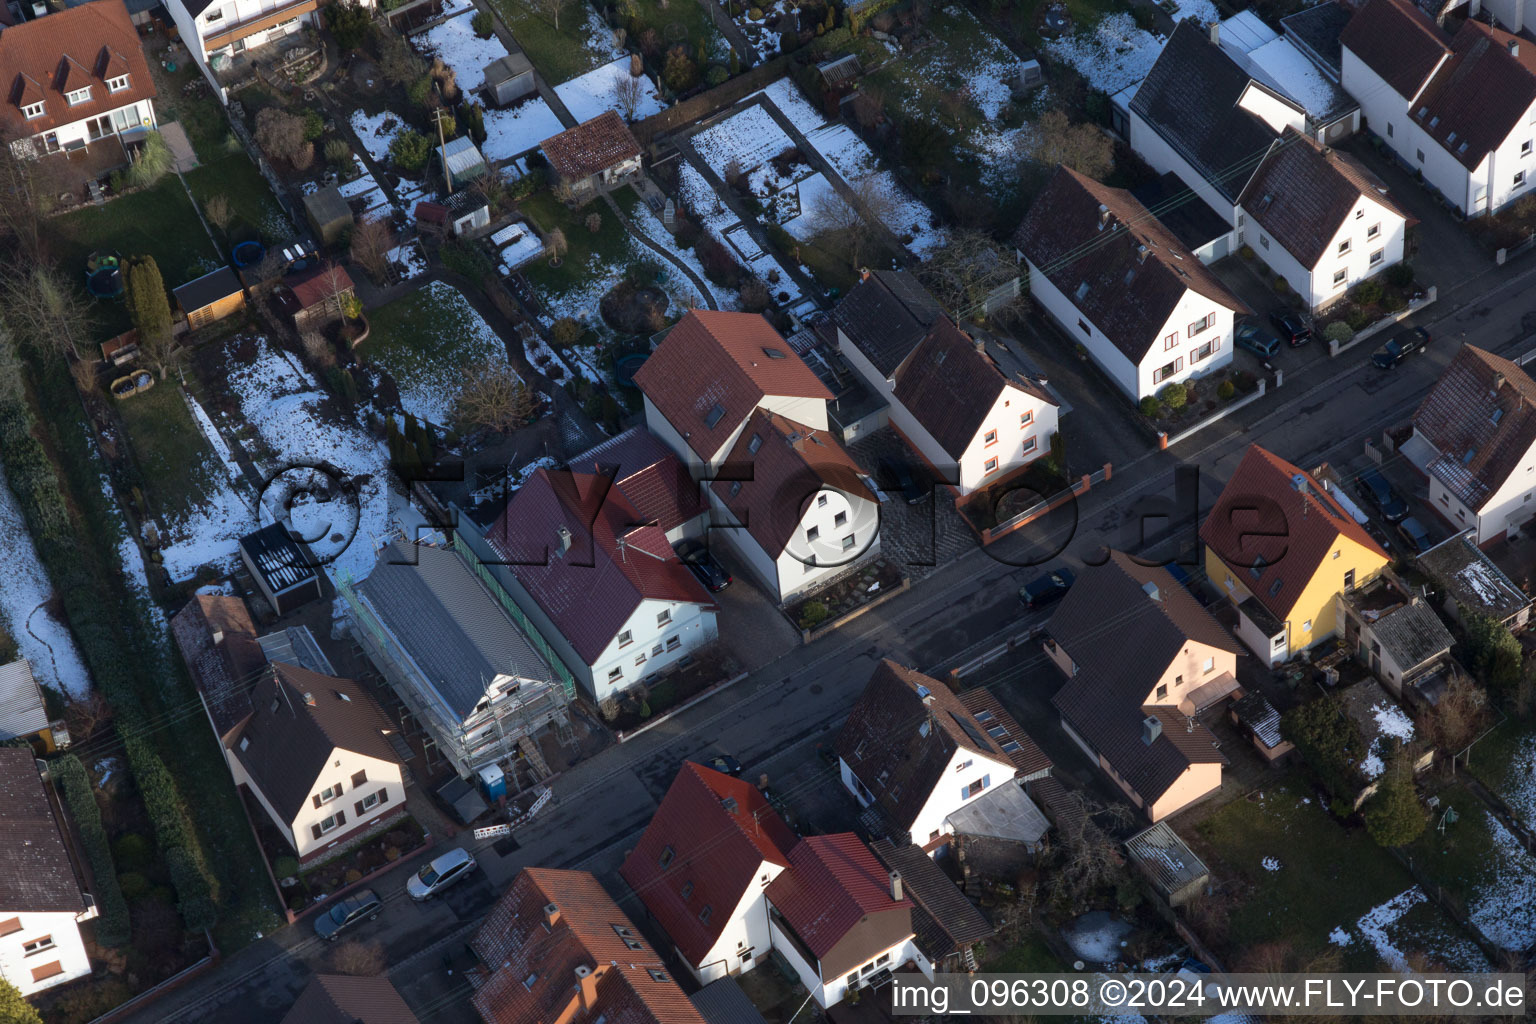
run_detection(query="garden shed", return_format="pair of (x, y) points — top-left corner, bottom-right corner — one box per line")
(1124, 820), (1209, 907)
(239, 522), (323, 617)
(303, 185), (353, 247)
(483, 52), (535, 106)
(445, 188), (491, 237)
(437, 135), (489, 190)
(173, 266), (246, 330)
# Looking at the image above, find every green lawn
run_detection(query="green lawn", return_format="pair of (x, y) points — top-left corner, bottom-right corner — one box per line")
(627, 0), (725, 67)
(519, 187), (639, 303)
(366, 281), (512, 425)
(152, 62), (240, 164)
(494, 0), (618, 84)
(114, 380), (226, 523)
(982, 933), (1062, 972)
(185, 153), (293, 250)
(1467, 717), (1536, 827)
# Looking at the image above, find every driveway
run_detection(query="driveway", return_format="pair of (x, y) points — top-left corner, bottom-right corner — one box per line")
(846, 427), (976, 580)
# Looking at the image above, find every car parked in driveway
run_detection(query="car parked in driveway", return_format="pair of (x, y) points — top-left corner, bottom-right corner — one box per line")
(407, 847), (477, 901)
(314, 889), (382, 941)
(1371, 327), (1431, 369)
(1019, 567), (1076, 609)
(878, 456), (928, 504)
(1356, 466), (1408, 522)
(678, 543), (731, 592)
(1396, 516), (1434, 555)
(1234, 318), (1282, 359)
(1270, 312), (1312, 346)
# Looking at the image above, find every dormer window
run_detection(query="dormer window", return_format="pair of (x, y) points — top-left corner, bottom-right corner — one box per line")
(107, 74), (129, 93)
(205, 6), (224, 21)
(20, 101), (44, 120)
(65, 86), (91, 106)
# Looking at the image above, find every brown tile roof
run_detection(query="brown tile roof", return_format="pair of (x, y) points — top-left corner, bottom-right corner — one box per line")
(710, 409), (872, 558)
(486, 468), (716, 664)
(170, 594), (267, 738)
(891, 319), (1057, 461)
(834, 661), (1048, 834)
(869, 839), (993, 962)
(1413, 345), (1536, 510)
(1240, 129), (1413, 268)
(1339, 0), (1450, 101)
(634, 310), (832, 463)
(955, 687), (1053, 779)
(287, 262), (355, 311)
(620, 763), (796, 966)
(1412, 19), (1536, 169)
(1014, 167), (1249, 364)
(569, 427), (708, 534)
(280, 975), (420, 1024)
(0, 747), (87, 913)
(1199, 444), (1388, 617)
(0, 0), (157, 138)
(231, 664), (399, 823)
(470, 867), (707, 1024)
(765, 834), (913, 979)
(1048, 553), (1237, 805)
(541, 110), (641, 180)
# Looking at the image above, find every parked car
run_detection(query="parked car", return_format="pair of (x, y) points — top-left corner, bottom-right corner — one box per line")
(407, 847), (477, 901)
(678, 543), (731, 592)
(1356, 466), (1409, 522)
(1270, 312), (1312, 346)
(1234, 318), (1282, 359)
(314, 889), (382, 941)
(1370, 327), (1432, 369)
(1019, 567), (1077, 609)
(1396, 516), (1434, 555)
(878, 456), (928, 504)
(700, 753), (742, 776)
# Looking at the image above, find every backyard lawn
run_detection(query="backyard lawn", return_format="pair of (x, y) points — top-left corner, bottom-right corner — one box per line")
(1467, 717), (1536, 827)
(115, 380), (228, 523)
(519, 187), (642, 312)
(494, 0), (624, 84)
(185, 153), (294, 250)
(626, 0), (726, 66)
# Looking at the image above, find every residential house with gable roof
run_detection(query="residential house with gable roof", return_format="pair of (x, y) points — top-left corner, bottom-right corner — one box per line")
(827, 272), (1059, 495)
(1201, 444), (1390, 665)
(1015, 167), (1249, 402)
(0, 0), (157, 160)
(0, 747), (99, 996)
(468, 866), (708, 1024)
(280, 974), (420, 1024)
(226, 663), (406, 864)
(540, 111), (643, 198)
(1406, 345), (1536, 545)
(620, 762), (797, 985)
(835, 660), (1052, 856)
(765, 833), (919, 1007)
(472, 466), (718, 703)
(1340, 0), (1536, 216)
(869, 839), (993, 975)
(635, 310), (880, 602)
(565, 427), (711, 544)
(1045, 553), (1242, 821)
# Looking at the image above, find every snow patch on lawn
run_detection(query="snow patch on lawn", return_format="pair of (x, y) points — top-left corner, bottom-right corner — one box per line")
(371, 281), (514, 425)
(628, 200), (726, 308)
(555, 58), (665, 124)
(1496, 731), (1536, 826)
(481, 98), (565, 162)
(1467, 811), (1536, 951)
(416, 12), (509, 94)
(350, 109), (405, 163)
(1350, 888), (1423, 972)
(1328, 926), (1352, 946)
(1046, 13), (1165, 96)
(1262, 856), (1281, 871)
(1360, 700), (1415, 780)
(187, 392), (241, 482)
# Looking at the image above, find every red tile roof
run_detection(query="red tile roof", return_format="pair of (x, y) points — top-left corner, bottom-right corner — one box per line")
(470, 867), (706, 1024)
(1339, 0), (1449, 101)
(1413, 344), (1536, 510)
(287, 262), (355, 311)
(568, 428), (708, 533)
(1412, 19), (1536, 169)
(620, 763), (796, 966)
(765, 834), (912, 971)
(633, 310), (832, 463)
(485, 468), (716, 664)
(1199, 444), (1387, 618)
(540, 111), (641, 180)
(710, 409), (873, 557)
(0, 0), (157, 138)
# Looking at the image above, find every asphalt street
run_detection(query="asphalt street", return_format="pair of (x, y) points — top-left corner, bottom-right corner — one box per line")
(121, 251), (1536, 1024)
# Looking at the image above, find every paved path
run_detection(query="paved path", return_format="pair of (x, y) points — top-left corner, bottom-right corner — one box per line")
(692, 0), (759, 69)
(603, 186), (720, 309)
(160, 121), (199, 173)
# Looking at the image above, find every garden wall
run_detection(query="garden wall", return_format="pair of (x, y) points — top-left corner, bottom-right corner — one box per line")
(1328, 287), (1438, 357)
(632, 54), (795, 147)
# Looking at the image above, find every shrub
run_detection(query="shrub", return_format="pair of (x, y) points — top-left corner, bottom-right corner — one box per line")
(471, 9), (494, 37)
(407, 75), (433, 109)
(586, 212), (603, 233)
(1217, 379), (1236, 401)
(663, 48), (698, 92)
(749, 5), (762, 16)
(345, 868), (363, 884)
(1272, 276), (1289, 294)
(1139, 395), (1161, 417)
(302, 109), (325, 142)
(440, 239), (493, 280)
(113, 832), (152, 873)
(1345, 305), (1373, 330)
(324, 0), (372, 50)
(462, 102), (487, 146)
(1385, 261), (1415, 288)
(390, 129), (431, 172)
(53, 755), (129, 946)
(323, 138), (351, 164)
(1157, 381), (1188, 411)
(1351, 278), (1384, 306)
(125, 130), (173, 188)
(274, 856), (300, 879)
(1382, 292), (1407, 313)
(674, 216), (701, 248)
(551, 318), (584, 347)
(705, 64), (729, 87)
(385, 846), (401, 861)
(332, 940), (387, 976)
(798, 600), (829, 629)
(1323, 321), (1355, 344)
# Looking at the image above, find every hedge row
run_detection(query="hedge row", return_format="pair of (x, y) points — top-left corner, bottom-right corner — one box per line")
(51, 755), (130, 946)
(124, 737), (216, 931)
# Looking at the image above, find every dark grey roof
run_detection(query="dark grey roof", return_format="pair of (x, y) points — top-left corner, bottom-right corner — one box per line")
(1239, 594), (1285, 638)
(0, 660), (48, 741)
(1370, 600), (1453, 671)
(483, 52), (533, 82)
(870, 840), (993, 955)
(355, 542), (555, 720)
(690, 979), (770, 1024)
(172, 266), (242, 314)
(1124, 821), (1210, 896)
(1130, 20), (1290, 203)
(830, 270), (946, 378)
(1419, 532), (1530, 620)
(1131, 173), (1233, 252)
(0, 748), (86, 913)
(240, 523), (319, 593)
(1281, 1), (1353, 80)
(172, 0), (216, 16)
(280, 974), (420, 1024)
(1231, 691), (1285, 749)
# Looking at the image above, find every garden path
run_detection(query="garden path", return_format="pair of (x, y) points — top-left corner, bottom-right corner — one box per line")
(603, 185), (721, 310)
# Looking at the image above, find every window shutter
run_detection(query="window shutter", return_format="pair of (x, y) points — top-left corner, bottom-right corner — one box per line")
(352, 769), (367, 787)
(335, 780), (344, 798)
(312, 794), (322, 809)
(981, 774), (991, 789)
(335, 809), (346, 826)
(355, 800), (365, 817)
(377, 788), (389, 805)
(311, 824), (323, 840)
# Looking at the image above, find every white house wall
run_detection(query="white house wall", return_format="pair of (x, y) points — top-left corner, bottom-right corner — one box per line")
(289, 750), (406, 861)
(774, 490), (881, 602)
(690, 859), (786, 983)
(1136, 290), (1237, 398)
(1236, 83), (1306, 135)
(1026, 262), (1138, 398)
(21, 98), (157, 154)
(1485, 0), (1528, 31)
(1454, 441), (1536, 543)
(758, 395), (830, 434)
(589, 597), (718, 701)
(0, 910), (92, 997)
(906, 747), (1017, 848)
(953, 387), (1059, 493)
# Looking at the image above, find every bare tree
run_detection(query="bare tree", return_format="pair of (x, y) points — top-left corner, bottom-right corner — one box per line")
(454, 360), (537, 434)
(204, 194), (234, 235)
(3, 262), (93, 361)
(63, 690), (112, 743)
(519, 0), (572, 30)
(544, 227), (568, 263)
(301, 330), (337, 369)
(1043, 799), (1131, 914)
(349, 217), (397, 286)
(0, 128), (65, 256)
(330, 940), (387, 976)
(317, 263), (356, 322)
(810, 177), (894, 271)
(254, 108), (309, 166)
(1018, 110), (1114, 180)
(919, 228), (1022, 320)
(613, 70), (646, 122)
(1419, 676), (1493, 756)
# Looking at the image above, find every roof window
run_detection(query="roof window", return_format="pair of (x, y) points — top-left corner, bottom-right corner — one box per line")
(703, 402), (726, 429)
(762, 347), (786, 359)
(658, 845), (675, 869)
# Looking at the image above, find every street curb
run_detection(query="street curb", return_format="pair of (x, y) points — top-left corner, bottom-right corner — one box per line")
(615, 671), (750, 743)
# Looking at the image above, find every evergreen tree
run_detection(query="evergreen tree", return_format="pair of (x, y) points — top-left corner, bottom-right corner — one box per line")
(0, 979), (43, 1024)
(1364, 756), (1428, 848)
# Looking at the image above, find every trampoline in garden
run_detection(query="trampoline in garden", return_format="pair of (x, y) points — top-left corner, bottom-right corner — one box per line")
(232, 240), (266, 267)
(615, 353), (648, 387)
(85, 252), (124, 299)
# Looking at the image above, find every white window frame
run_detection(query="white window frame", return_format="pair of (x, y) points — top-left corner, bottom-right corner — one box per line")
(21, 101), (44, 120)
(1369, 249), (1384, 267)
(107, 74), (130, 93)
(65, 86), (91, 106)
(1332, 269), (1347, 287)
(360, 790), (380, 811)
(319, 814), (339, 833)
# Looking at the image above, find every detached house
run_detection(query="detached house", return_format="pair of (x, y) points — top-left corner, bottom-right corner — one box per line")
(1201, 444), (1389, 665)
(1016, 166), (1248, 402)
(0, 748), (99, 997)
(540, 111), (642, 199)
(635, 311), (881, 602)
(620, 763), (797, 985)
(468, 867), (708, 1024)
(0, 0), (157, 159)
(566, 427), (710, 544)
(1408, 344), (1536, 545)
(1341, 0), (1536, 216)
(227, 663), (406, 865)
(835, 660), (1052, 856)
(828, 272), (1059, 495)
(473, 467), (719, 703)
(1046, 553), (1241, 821)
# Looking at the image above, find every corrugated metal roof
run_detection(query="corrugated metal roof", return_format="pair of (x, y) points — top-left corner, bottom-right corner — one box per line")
(0, 660), (48, 740)
(439, 136), (487, 179)
(944, 779), (1051, 845)
(257, 625), (337, 676)
(240, 523), (318, 593)
(690, 979), (768, 1024)
(1124, 820), (1209, 896)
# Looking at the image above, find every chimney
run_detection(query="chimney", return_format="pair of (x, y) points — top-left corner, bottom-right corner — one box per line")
(544, 901), (560, 928)
(556, 525), (573, 553)
(1209, 21), (1219, 46)
(574, 965), (600, 1011)
(1136, 244), (1149, 264)
(974, 336), (986, 355)
(211, 628), (224, 644)
(1494, 373), (1506, 392)
(1511, 39), (1521, 57)
(1142, 715), (1162, 746)
(889, 869), (903, 902)
(1097, 204), (1110, 229)
(303, 692), (315, 706)
(916, 684), (934, 704)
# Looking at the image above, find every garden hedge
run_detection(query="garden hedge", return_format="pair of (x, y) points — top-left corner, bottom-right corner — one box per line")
(52, 755), (130, 946)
